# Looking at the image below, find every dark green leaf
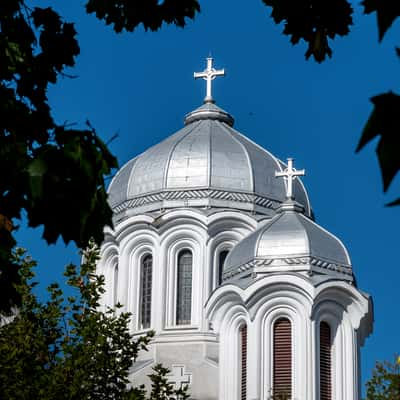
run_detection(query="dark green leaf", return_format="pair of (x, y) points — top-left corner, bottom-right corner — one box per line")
(85, 0), (200, 33)
(362, 0), (400, 41)
(357, 91), (400, 194)
(262, 0), (353, 62)
(386, 197), (400, 207)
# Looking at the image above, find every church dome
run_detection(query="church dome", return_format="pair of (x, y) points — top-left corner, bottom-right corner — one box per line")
(108, 102), (311, 218)
(223, 201), (353, 282)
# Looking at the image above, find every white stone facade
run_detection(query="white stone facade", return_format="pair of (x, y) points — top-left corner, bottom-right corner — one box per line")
(98, 95), (373, 399)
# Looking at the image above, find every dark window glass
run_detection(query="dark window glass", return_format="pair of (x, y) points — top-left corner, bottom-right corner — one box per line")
(113, 264), (118, 305)
(218, 250), (229, 285)
(240, 324), (247, 400)
(140, 254), (152, 329)
(273, 318), (292, 399)
(320, 322), (332, 400)
(176, 250), (192, 325)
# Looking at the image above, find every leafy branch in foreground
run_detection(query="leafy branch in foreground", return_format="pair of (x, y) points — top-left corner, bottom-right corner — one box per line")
(0, 1), (118, 313)
(0, 241), (189, 400)
(262, 0), (353, 63)
(85, 0), (201, 33)
(365, 355), (400, 400)
(261, 0), (400, 205)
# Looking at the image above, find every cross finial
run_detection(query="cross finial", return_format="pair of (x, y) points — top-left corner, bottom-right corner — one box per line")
(194, 57), (225, 103)
(275, 158), (305, 200)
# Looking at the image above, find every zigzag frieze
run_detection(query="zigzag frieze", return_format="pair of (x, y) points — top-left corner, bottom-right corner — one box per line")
(222, 256), (353, 282)
(112, 189), (277, 213)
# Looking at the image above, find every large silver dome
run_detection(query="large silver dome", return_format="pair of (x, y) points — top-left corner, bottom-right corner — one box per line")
(108, 102), (311, 218)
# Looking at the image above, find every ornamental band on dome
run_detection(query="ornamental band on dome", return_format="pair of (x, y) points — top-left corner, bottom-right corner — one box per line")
(99, 58), (373, 400)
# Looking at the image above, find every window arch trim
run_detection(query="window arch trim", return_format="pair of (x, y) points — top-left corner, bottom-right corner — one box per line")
(259, 305), (300, 400)
(125, 240), (157, 332)
(164, 235), (203, 329)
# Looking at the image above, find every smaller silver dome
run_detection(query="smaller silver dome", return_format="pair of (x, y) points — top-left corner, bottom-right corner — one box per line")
(223, 202), (353, 282)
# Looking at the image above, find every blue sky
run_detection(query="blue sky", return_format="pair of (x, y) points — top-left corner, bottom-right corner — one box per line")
(16, 0), (400, 391)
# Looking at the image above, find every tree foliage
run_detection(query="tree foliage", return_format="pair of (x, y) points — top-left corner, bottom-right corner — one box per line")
(262, 0), (353, 63)
(0, 241), (189, 400)
(260, 1), (400, 206)
(0, 1), (118, 312)
(365, 355), (400, 400)
(0, 0), (202, 314)
(1, 0), (398, 311)
(86, 0), (201, 33)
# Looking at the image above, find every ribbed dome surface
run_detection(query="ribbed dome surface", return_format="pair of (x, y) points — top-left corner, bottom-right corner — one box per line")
(223, 205), (352, 281)
(108, 103), (311, 217)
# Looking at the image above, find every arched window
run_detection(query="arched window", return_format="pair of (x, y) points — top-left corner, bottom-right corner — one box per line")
(239, 324), (247, 400)
(176, 250), (193, 325)
(140, 254), (153, 329)
(320, 322), (332, 400)
(218, 250), (229, 285)
(273, 318), (292, 398)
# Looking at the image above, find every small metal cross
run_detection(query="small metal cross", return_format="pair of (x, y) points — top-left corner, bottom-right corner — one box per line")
(275, 158), (305, 200)
(194, 57), (225, 103)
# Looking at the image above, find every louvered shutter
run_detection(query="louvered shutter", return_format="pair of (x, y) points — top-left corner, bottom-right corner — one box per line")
(273, 318), (292, 398)
(320, 322), (332, 400)
(240, 324), (247, 400)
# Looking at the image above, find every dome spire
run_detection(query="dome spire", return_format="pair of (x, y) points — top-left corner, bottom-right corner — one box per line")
(194, 57), (225, 103)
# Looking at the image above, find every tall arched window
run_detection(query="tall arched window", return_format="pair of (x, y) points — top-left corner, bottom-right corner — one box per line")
(320, 322), (332, 400)
(239, 324), (247, 400)
(273, 318), (292, 398)
(218, 250), (229, 285)
(176, 250), (192, 325)
(140, 254), (153, 329)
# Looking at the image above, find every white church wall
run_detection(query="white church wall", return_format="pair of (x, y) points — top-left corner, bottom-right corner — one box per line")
(312, 282), (372, 400)
(217, 304), (249, 400)
(97, 241), (119, 311)
(160, 223), (206, 330)
(208, 232), (242, 292)
(118, 229), (159, 332)
(206, 274), (372, 400)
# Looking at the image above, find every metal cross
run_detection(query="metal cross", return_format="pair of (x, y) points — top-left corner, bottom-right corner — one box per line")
(275, 158), (305, 200)
(194, 57), (225, 103)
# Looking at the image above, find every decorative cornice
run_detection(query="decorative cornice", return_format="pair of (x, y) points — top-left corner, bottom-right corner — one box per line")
(222, 256), (353, 281)
(112, 189), (278, 214)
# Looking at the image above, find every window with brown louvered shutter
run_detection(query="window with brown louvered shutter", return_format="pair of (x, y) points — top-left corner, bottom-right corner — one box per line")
(320, 322), (332, 400)
(273, 318), (292, 399)
(239, 324), (247, 400)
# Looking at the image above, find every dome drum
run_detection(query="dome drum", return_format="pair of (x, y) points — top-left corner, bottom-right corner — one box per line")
(112, 187), (283, 222)
(222, 255), (354, 284)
